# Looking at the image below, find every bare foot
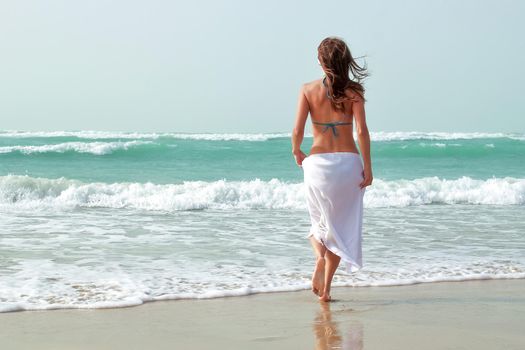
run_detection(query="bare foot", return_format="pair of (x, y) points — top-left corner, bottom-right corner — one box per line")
(311, 257), (325, 296)
(318, 293), (332, 302)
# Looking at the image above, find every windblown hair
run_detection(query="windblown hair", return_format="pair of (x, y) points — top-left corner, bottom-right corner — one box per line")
(317, 36), (369, 112)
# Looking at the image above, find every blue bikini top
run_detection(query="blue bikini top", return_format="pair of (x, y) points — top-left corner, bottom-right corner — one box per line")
(311, 77), (352, 137)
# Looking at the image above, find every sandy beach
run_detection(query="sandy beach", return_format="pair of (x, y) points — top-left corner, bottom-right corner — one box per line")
(2, 1), (524, 349)
(2, 279), (524, 350)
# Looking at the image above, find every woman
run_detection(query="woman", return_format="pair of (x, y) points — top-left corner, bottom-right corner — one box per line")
(291, 36), (373, 302)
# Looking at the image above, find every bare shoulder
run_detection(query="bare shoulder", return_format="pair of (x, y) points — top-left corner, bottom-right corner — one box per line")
(345, 88), (365, 103)
(302, 78), (323, 94)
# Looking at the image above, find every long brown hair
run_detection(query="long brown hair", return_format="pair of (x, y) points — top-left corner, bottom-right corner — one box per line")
(317, 36), (369, 112)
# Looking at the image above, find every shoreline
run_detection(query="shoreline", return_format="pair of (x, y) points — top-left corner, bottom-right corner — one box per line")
(2, 279), (524, 350)
(2, 275), (524, 314)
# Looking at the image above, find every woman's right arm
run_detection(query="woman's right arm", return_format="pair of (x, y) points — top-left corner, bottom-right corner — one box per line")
(291, 84), (309, 166)
(353, 95), (373, 188)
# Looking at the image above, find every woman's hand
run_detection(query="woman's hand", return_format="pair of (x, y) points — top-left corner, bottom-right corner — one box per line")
(293, 149), (307, 167)
(360, 166), (373, 189)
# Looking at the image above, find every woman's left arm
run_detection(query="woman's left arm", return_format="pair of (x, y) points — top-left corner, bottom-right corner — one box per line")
(353, 94), (373, 188)
(291, 84), (309, 166)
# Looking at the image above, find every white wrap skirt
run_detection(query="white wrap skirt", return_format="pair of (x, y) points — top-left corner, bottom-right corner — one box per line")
(302, 152), (366, 274)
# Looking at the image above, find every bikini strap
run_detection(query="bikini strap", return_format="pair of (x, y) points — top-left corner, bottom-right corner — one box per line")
(312, 121), (352, 137)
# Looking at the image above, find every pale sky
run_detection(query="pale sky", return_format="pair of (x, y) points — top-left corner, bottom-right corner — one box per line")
(1, 0), (523, 133)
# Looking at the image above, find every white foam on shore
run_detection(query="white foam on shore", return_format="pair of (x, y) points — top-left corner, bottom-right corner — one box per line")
(1, 185), (523, 314)
(0, 175), (523, 211)
(1, 263), (523, 313)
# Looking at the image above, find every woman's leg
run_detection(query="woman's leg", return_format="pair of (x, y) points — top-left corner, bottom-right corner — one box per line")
(319, 248), (340, 302)
(309, 235), (327, 296)
(309, 235), (327, 259)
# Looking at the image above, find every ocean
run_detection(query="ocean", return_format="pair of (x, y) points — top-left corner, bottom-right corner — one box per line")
(1, 130), (524, 312)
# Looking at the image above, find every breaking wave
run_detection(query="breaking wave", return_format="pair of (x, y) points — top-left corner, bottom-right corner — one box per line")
(1, 175), (523, 211)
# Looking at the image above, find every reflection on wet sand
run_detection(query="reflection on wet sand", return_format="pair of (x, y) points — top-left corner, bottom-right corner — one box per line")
(312, 302), (364, 350)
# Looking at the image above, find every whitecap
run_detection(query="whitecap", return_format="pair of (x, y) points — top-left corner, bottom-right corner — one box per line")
(0, 140), (153, 155)
(1, 175), (523, 211)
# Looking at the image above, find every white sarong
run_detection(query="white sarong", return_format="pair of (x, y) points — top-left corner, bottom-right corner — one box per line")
(302, 152), (366, 274)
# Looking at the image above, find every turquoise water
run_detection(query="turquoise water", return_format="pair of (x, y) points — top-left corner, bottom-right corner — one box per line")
(0, 130), (524, 312)
(1, 131), (524, 183)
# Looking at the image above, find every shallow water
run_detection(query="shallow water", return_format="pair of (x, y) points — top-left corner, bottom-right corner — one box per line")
(1, 131), (524, 312)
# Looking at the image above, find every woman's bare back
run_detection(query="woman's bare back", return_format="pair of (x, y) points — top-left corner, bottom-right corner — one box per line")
(303, 78), (360, 155)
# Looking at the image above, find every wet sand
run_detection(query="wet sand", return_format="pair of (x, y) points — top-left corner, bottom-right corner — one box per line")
(1, 279), (524, 350)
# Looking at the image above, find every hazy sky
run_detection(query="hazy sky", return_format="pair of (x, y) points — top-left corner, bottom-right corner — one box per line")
(1, 0), (523, 133)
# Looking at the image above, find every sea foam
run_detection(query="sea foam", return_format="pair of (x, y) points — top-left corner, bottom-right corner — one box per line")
(1, 257), (523, 313)
(0, 140), (153, 155)
(1, 175), (523, 211)
(0, 130), (524, 141)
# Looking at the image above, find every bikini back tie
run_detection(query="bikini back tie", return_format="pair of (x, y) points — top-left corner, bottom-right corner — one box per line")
(312, 121), (352, 137)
